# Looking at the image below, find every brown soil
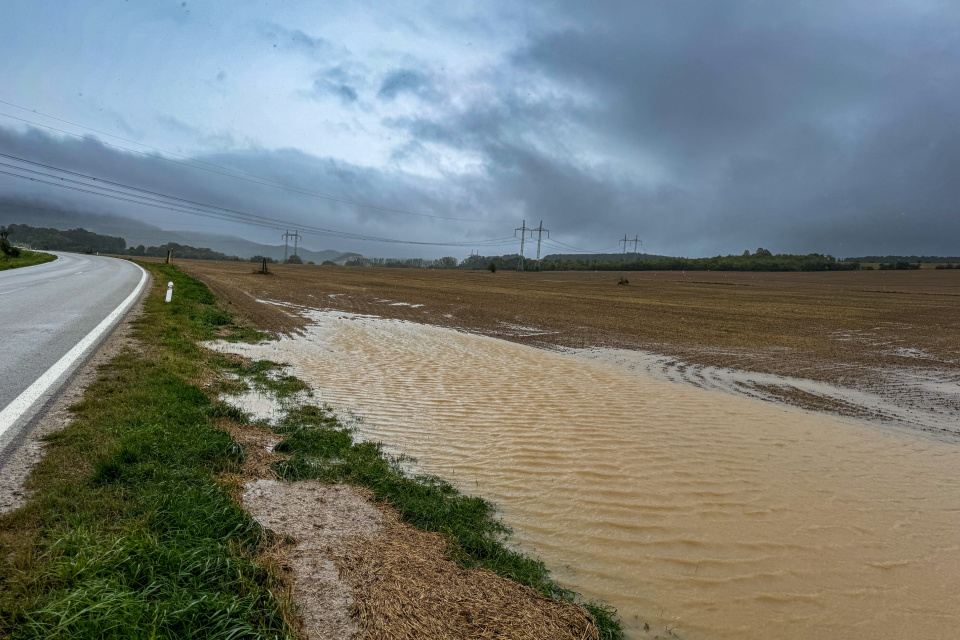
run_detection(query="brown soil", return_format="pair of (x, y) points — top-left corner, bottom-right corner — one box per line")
(226, 420), (600, 640)
(179, 261), (960, 428)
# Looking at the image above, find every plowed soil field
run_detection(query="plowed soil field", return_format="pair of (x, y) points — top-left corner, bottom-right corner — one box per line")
(176, 260), (960, 432)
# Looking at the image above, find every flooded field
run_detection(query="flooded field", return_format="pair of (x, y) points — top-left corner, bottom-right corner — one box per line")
(215, 308), (960, 640)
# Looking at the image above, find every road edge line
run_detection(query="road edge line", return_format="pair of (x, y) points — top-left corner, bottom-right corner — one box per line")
(0, 260), (148, 437)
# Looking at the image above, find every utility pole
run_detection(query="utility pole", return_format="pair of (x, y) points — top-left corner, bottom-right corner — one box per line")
(620, 234), (629, 256)
(631, 235), (640, 255)
(515, 220), (532, 271)
(532, 220), (550, 271)
(282, 229), (301, 262)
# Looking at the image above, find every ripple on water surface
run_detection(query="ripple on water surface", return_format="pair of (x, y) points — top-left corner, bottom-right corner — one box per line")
(214, 310), (960, 640)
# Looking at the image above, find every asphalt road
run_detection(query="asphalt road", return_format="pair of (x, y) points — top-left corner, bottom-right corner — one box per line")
(0, 252), (146, 458)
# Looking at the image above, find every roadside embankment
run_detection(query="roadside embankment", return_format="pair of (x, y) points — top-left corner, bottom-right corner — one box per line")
(0, 262), (618, 639)
(0, 250), (56, 272)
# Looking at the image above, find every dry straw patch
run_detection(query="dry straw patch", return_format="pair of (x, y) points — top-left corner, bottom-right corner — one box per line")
(218, 420), (285, 483)
(241, 476), (600, 640)
(222, 419), (600, 640)
(340, 514), (600, 640)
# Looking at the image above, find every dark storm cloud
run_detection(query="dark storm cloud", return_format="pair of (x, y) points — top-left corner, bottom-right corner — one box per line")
(4, 1), (960, 258)
(517, 2), (959, 166)
(381, 0), (960, 255)
(0, 125), (508, 257)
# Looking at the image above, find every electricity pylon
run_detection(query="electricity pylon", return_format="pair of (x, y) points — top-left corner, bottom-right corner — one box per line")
(515, 220), (532, 271)
(282, 229), (301, 262)
(532, 220), (550, 271)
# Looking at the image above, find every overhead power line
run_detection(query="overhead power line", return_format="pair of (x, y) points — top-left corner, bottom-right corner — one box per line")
(539, 238), (621, 254)
(0, 105), (497, 222)
(0, 154), (517, 247)
(0, 101), (624, 255)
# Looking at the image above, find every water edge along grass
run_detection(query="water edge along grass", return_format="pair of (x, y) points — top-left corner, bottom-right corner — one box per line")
(0, 262), (624, 639)
(266, 403), (624, 639)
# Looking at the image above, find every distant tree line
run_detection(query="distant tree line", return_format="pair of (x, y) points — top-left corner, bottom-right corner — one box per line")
(344, 256), (460, 268)
(125, 242), (244, 261)
(3, 224), (127, 254)
(8, 222), (956, 272)
(850, 255), (960, 264)
(456, 248), (861, 272)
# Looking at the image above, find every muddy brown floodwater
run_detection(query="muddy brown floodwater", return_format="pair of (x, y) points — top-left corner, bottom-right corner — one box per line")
(215, 307), (960, 640)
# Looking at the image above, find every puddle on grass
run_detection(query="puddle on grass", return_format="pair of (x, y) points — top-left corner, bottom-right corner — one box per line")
(221, 389), (289, 425)
(211, 310), (960, 640)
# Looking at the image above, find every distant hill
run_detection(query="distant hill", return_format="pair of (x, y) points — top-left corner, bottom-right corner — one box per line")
(0, 198), (357, 263)
(122, 229), (350, 264)
(4, 223), (127, 254)
(0, 198), (158, 237)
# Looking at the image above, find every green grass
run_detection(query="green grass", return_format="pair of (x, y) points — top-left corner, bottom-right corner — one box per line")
(213, 359), (311, 400)
(0, 261), (625, 640)
(270, 407), (625, 639)
(0, 250), (56, 272)
(0, 263), (292, 639)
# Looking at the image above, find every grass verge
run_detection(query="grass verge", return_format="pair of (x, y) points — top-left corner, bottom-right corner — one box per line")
(0, 261), (624, 640)
(0, 251), (56, 272)
(268, 404), (625, 639)
(0, 262), (289, 639)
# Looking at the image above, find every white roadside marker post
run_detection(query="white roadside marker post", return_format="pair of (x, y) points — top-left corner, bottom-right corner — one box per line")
(165, 281), (173, 303)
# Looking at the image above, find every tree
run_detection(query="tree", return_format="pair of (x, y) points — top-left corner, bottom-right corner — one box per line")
(285, 254), (303, 264)
(488, 262), (497, 273)
(0, 225), (18, 257)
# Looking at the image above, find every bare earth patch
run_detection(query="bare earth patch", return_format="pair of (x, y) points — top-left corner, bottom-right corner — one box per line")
(243, 478), (599, 640)
(221, 417), (599, 640)
(244, 480), (374, 640)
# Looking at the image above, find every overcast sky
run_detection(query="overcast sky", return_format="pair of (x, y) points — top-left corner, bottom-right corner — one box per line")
(1, 0), (958, 258)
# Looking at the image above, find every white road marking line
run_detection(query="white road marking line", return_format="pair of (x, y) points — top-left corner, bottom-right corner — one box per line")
(0, 262), (148, 438)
